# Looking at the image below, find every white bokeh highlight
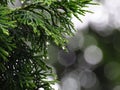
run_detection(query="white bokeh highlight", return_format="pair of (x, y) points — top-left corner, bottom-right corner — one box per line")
(38, 88), (44, 90)
(84, 45), (103, 65)
(51, 83), (60, 90)
(104, 0), (120, 29)
(8, 0), (22, 9)
(61, 72), (80, 90)
(79, 70), (97, 88)
(72, 15), (89, 30)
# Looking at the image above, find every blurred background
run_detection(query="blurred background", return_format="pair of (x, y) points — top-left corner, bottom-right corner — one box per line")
(46, 0), (120, 90)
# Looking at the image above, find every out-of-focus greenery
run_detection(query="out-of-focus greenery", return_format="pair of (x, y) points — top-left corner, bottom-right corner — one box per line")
(0, 0), (94, 90)
(88, 29), (120, 90)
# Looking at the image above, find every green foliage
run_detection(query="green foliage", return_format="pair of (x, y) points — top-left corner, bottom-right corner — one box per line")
(0, 6), (16, 71)
(0, 0), (94, 90)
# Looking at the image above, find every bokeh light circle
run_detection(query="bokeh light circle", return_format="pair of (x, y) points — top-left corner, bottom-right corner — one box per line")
(58, 50), (76, 67)
(79, 70), (97, 88)
(61, 75), (80, 90)
(84, 45), (103, 65)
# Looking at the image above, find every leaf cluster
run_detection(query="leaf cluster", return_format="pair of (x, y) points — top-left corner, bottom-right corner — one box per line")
(0, 0), (94, 90)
